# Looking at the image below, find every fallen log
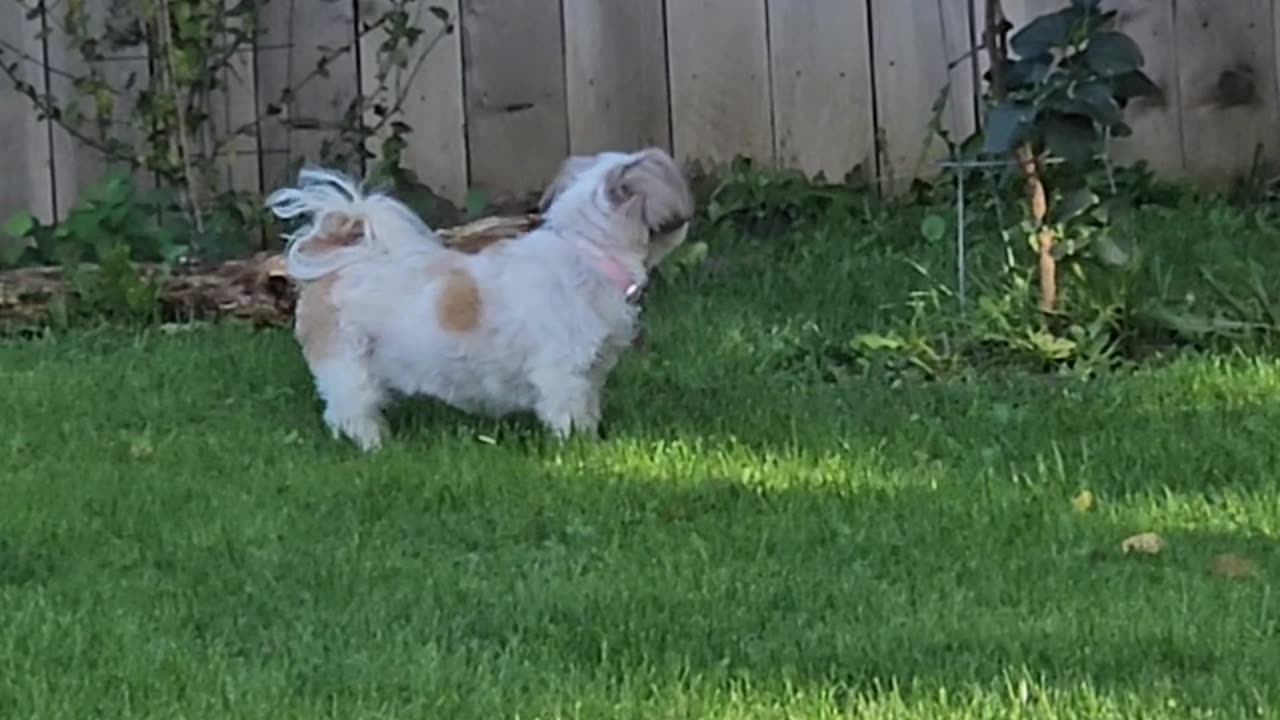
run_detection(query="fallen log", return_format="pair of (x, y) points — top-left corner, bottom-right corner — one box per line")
(0, 214), (541, 332)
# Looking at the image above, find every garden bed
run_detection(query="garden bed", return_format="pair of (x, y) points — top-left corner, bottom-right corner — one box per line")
(0, 214), (540, 331)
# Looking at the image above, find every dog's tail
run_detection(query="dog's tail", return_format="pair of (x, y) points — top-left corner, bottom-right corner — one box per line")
(266, 167), (444, 281)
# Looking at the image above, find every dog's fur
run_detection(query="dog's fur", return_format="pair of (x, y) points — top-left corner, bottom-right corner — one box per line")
(266, 148), (694, 451)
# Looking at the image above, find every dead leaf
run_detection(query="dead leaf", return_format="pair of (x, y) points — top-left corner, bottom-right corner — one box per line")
(1071, 490), (1095, 513)
(1210, 553), (1256, 579)
(129, 437), (154, 460)
(1121, 532), (1165, 555)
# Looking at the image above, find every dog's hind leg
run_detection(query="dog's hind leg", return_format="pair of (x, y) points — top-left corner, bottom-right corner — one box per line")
(313, 356), (388, 451)
(296, 280), (389, 451)
(306, 333), (389, 452)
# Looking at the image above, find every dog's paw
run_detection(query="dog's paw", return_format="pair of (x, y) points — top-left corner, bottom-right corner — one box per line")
(324, 412), (387, 452)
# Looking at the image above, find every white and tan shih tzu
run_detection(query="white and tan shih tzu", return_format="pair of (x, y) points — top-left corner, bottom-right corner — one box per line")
(265, 148), (694, 451)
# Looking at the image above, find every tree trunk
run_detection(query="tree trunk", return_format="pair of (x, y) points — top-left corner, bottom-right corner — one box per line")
(1018, 146), (1056, 312)
(984, 0), (1056, 312)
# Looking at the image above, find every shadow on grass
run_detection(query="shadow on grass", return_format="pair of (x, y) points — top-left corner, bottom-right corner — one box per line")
(256, 362), (1280, 713)
(3, 327), (1279, 716)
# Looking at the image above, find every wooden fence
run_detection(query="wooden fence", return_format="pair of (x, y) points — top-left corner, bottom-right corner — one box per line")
(0, 0), (1277, 229)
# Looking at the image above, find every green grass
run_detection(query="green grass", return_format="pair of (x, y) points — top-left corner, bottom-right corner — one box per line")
(2, 199), (1279, 718)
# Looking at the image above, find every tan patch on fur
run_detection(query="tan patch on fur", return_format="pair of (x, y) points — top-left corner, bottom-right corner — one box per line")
(302, 213), (364, 255)
(295, 274), (340, 362)
(436, 268), (482, 333)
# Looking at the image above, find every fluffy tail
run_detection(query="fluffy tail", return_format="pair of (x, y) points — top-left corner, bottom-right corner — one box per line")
(266, 167), (443, 281)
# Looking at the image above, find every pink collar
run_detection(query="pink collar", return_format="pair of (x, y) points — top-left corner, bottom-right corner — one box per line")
(577, 241), (644, 303)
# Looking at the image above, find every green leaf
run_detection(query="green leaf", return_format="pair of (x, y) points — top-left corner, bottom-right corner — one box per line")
(676, 240), (709, 269)
(982, 100), (1036, 155)
(1004, 54), (1054, 89)
(428, 5), (451, 25)
(1011, 11), (1074, 57)
(0, 235), (31, 266)
(1143, 307), (1249, 340)
(1112, 70), (1160, 103)
(1084, 31), (1144, 76)
(1051, 188), (1099, 225)
(1070, 80), (1125, 126)
(919, 214), (947, 243)
(1092, 234), (1132, 267)
(1043, 113), (1099, 166)
(4, 209), (37, 239)
(851, 333), (905, 352)
(463, 189), (490, 219)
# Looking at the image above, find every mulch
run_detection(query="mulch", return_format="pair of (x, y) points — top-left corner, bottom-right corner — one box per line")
(0, 214), (541, 332)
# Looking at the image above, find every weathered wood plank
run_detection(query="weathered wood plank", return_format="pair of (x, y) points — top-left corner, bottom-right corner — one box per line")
(255, 0), (362, 192)
(0, 2), (55, 227)
(1176, 0), (1278, 186)
(666, 0), (772, 169)
(871, 0), (976, 190)
(43, 1), (152, 217)
(358, 0), (467, 205)
(208, 0), (261, 197)
(461, 0), (568, 200)
(1108, 0), (1182, 174)
(768, 0), (876, 181)
(563, 0), (670, 155)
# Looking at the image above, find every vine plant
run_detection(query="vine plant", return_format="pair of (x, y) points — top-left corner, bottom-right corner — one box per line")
(0, 0), (453, 268)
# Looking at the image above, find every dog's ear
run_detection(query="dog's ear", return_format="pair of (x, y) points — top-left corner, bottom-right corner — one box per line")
(538, 155), (597, 212)
(604, 147), (694, 234)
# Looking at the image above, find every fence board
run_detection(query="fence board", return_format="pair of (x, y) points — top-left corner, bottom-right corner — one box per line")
(0, 2), (54, 228)
(1108, 0), (1182, 174)
(563, 0), (670, 155)
(358, 0), (467, 205)
(43, 2), (152, 218)
(768, 0), (876, 181)
(12, 1), (1280, 212)
(666, 0), (772, 169)
(256, 0), (362, 192)
(208, 0), (260, 197)
(1176, 0), (1279, 186)
(461, 0), (568, 199)
(871, 0), (976, 191)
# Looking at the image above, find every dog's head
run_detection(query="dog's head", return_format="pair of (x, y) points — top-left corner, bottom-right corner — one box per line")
(539, 148), (693, 269)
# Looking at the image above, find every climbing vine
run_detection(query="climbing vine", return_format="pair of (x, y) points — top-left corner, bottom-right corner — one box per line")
(0, 0), (453, 266)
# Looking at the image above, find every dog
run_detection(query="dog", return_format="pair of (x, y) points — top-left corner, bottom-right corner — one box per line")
(265, 148), (694, 451)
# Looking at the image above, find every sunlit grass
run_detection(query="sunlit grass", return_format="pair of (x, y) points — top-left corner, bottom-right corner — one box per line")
(1, 200), (1278, 718)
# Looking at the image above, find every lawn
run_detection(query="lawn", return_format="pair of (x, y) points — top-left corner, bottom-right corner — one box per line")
(1, 193), (1278, 719)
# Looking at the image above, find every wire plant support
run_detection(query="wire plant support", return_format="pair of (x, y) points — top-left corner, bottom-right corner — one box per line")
(936, 129), (1117, 313)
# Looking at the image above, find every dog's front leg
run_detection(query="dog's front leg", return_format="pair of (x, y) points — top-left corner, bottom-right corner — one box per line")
(533, 371), (599, 441)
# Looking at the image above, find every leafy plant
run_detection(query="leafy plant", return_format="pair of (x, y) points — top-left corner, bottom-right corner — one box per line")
(2, 172), (181, 322)
(978, 0), (1158, 312)
(0, 0), (456, 257)
(700, 157), (874, 237)
(2, 172), (186, 270)
(0, 1), (462, 328)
